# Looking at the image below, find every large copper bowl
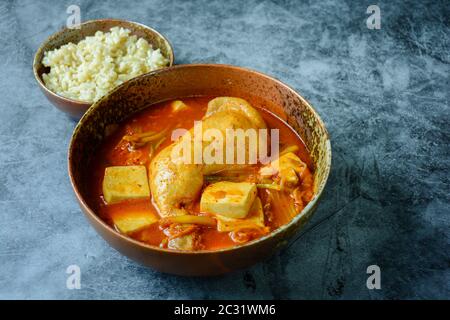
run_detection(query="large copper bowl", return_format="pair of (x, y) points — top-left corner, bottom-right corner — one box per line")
(68, 64), (331, 276)
(33, 19), (174, 119)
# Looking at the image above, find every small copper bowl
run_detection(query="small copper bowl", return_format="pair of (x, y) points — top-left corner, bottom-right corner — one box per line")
(68, 64), (331, 276)
(33, 19), (174, 119)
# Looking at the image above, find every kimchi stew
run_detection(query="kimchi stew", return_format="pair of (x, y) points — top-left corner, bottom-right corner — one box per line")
(88, 97), (314, 251)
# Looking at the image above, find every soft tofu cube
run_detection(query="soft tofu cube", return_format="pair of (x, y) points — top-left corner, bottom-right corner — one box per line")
(200, 181), (257, 219)
(217, 197), (265, 232)
(110, 208), (158, 234)
(102, 166), (150, 204)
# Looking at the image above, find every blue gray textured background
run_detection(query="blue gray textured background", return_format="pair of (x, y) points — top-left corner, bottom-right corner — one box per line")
(0, 0), (448, 299)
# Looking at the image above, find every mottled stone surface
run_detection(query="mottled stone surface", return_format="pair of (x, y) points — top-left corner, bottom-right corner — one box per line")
(0, 0), (448, 299)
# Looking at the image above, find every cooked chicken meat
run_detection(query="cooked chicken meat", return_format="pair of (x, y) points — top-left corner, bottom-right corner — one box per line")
(149, 97), (267, 218)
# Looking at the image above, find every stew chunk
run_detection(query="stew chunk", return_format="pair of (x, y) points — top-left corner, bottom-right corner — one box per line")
(102, 166), (150, 204)
(200, 182), (257, 219)
(110, 208), (158, 234)
(260, 152), (307, 189)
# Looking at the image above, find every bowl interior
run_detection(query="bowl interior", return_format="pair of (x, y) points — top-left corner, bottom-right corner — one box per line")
(69, 64), (331, 252)
(33, 19), (174, 103)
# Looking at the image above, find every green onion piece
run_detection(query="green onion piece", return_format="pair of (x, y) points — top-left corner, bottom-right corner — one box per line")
(256, 183), (282, 191)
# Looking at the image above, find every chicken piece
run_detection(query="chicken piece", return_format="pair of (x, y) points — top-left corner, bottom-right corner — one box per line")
(206, 97), (266, 129)
(149, 98), (267, 218)
(150, 146), (203, 217)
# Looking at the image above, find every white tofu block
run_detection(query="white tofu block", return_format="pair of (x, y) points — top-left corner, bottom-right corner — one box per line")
(102, 166), (150, 204)
(110, 208), (158, 234)
(217, 197), (265, 232)
(200, 181), (257, 219)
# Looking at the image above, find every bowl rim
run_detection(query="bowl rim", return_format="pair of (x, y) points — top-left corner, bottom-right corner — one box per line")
(32, 18), (175, 106)
(68, 63), (332, 255)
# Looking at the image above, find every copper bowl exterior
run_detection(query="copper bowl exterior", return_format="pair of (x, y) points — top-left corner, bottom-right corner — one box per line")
(33, 19), (174, 119)
(68, 64), (331, 276)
